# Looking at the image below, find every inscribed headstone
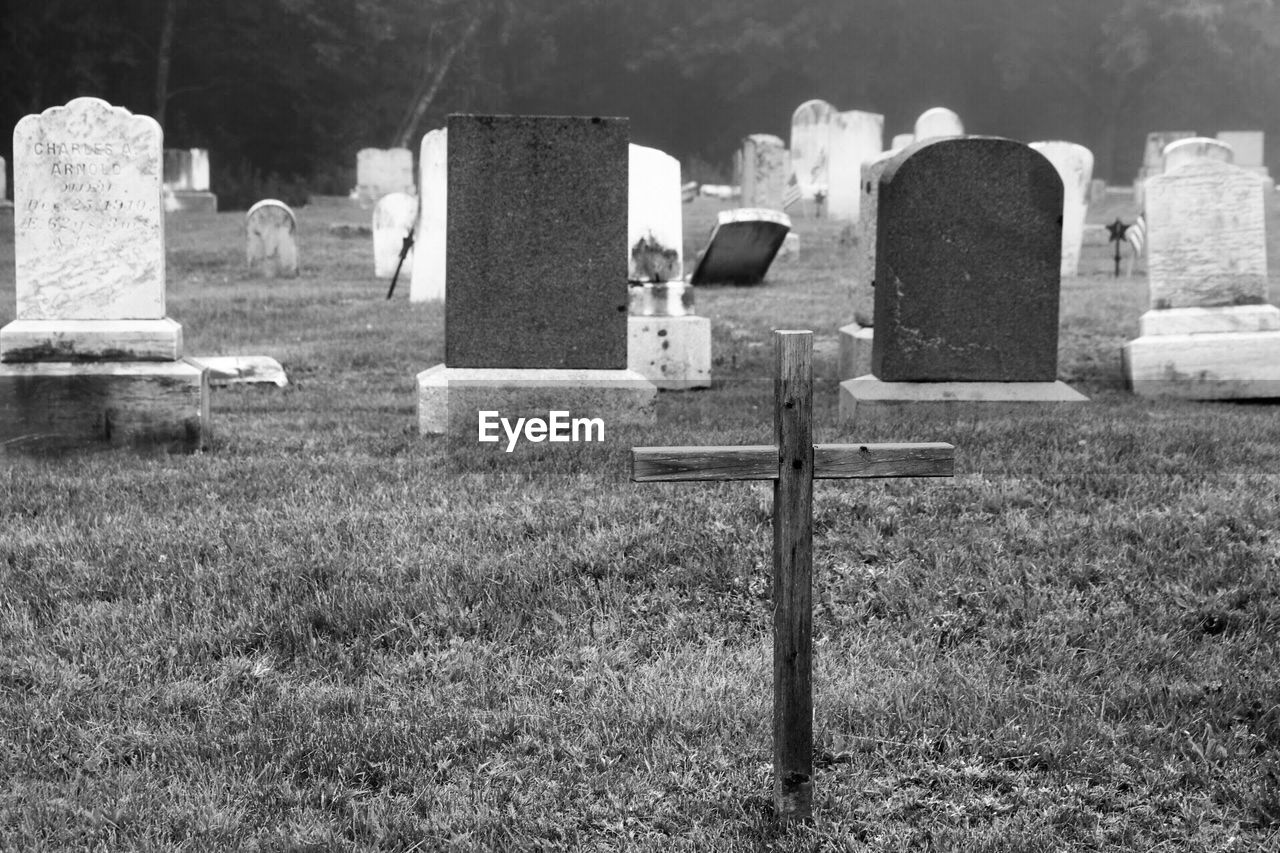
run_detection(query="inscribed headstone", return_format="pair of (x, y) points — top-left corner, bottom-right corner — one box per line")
(628, 144), (683, 282)
(444, 115), (628, 369)
(913, 108), (963, 141)
(245, 199), (299, 278)
(355, 147), (415, 204)
(1144, 160), (1267, 309)
(13, 96), (164, 320)
(373, 191), (418, 278)
(689, 209), (790, 285)
(740, 134), (788, 210)
(1162, 137), (1233, 173)
(410, 128), (447, 302)
(789, 100), (837, 202)
(827, 110), (883, 221)
(1029, 141), (1094, 277)
(871, 137), (1062, 381)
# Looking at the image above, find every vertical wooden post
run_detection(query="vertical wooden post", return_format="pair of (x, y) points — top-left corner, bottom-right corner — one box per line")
(772, 330), (814, 822)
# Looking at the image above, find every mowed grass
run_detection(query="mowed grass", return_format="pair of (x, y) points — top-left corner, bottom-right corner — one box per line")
(1, 191), (1280, 851)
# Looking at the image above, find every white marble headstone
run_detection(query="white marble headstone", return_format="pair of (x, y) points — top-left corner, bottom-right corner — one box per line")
(891, 134), (914, 150)
(355, 147), (415, 203)
(628, 144), (684, 283)
(409, 129), (446, 302)
(1145, 160), (1267, 309)
(373, 192), (419, 278)
(1162, 137), (1233, 174)
(1029, 141), (1094, 277)
(13, 97), (164, 320)
(913, 107), (963, 141)
(740, 134), (788, 210)
(827, 110), (883, 221)
(245, 199), (298, 278)
(789, 99), (837, 203)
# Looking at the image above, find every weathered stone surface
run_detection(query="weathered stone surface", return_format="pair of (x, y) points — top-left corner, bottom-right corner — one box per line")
(13, 97), (164, 321)
(871, 136), (1062, 382)
(689, 208), (791, 285)
(628, 282), (694, 317)
(1144, 160), (1267, 309)
(1162, 137), (1232, 173)
(245, 199), (299, 278)
(373, 191), (418, 278)
(444, 114), (629, 369)
(628, 144), (683, 283)
(1139, 304), (1280, 337)
(189, 355), (288, 387)
(410, 128), (447, 302)
(1029, 141), (1093, 277)
(827, 110), (883, 221)
(1, 318), (181, 363)
(913, 107), (963, 141)
(839, 375), (1086, 421)
(740, 134), (788, 210)
(1123, 331), (1280, 399)
(789, 100), (837, 202)
(354, 147), (415, 204)
(627, 315), (711, 389)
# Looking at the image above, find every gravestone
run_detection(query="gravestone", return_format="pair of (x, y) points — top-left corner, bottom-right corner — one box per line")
(689, 209), (791, 285)
(1217, 130), (1273, 193)
(162, 148), (217, 212)
(913, 107), (963, 141)
(417, 114), (656, 434)
(839, 136), (1087, 419)
(354, 147), (415, 206)
(1124, 158), (1280, 397)
(891, 133), (914, 150)
(410, 128), (447, 302)
(373, 191), (418, 278)
(827, 110), (883, 221)
(837, 147), (899, 380)
(1133, 130), (1195, 205)
(1029, 141), (1094, 277)
(633, 330), (955, 822)
(0, 97), (208, 450)
(627, 144), (710, 389)
(1162, 137), (1232, 173)
(245, 199), (299, 278)
(740, 134), (788, 210)
(789, 100), (837, 209)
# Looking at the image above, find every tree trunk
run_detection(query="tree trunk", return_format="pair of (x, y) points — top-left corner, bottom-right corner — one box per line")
(155, 0), (181, 130)
(392, 9), (486, 149)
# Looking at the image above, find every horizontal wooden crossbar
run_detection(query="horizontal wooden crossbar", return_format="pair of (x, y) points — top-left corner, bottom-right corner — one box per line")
(631, 442), (955, 482)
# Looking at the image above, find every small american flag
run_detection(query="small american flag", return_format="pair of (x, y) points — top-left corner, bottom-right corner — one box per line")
(782, 172), (802, 211)
(1126, 213), (1146, 256)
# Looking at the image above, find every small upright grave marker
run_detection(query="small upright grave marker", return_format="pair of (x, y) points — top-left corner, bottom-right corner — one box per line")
(0, 97), (208, 450)
(245, 199), (299, 278)
(740, 134), (788, 210)
(913, 107), (963, 141)
(789, 100), (837, 212)
(1134, 130), (1195, 205)
(633, 330), (954, 822)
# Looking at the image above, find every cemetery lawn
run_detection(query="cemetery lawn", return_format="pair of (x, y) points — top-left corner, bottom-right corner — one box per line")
(3, 196), (1280, 851)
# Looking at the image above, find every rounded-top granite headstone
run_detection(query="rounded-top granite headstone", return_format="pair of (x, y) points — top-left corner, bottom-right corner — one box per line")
(13, 97), (164, 321)
(1029, 141), (1094, 278)
(245, 199), (299, 279)
(789, 99), (837, 202)
(1162, 137), (1233, 174)
(373, 191), (419, 278)
(913, 107), (964, 142)
(740, 134), (788, 210)
(871, 136), (1063, 382)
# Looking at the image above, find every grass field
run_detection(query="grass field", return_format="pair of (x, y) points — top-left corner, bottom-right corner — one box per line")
(2, 191), (1280, 851)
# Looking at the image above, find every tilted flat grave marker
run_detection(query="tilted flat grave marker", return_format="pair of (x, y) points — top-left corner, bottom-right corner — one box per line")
(689, 208), (791, 285)
(632, 330), (954, 822)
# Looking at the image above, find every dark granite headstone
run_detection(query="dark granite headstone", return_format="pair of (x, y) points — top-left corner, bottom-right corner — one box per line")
(445, 114), (629, 369)
(871, 136), (1062, 381)
(689, 208), (791, 285)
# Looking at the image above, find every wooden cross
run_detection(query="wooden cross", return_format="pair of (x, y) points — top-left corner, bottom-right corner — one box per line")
(631, 330), (955, 823)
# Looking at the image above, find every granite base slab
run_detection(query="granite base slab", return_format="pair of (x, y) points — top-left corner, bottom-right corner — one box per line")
(839, 376), (1088, 421)
(1138, 305), (1280, 337)
(1, 318), (183, 362)
(837, 322), (873, 381)
(1123, 330), (1280, 398)
(417, 365), (657, 436)
(0, 359), (209, 452)
(628, 315), (711, 390)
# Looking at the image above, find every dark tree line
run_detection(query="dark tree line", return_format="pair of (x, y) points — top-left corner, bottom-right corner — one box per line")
(5, 0), (1279, 208)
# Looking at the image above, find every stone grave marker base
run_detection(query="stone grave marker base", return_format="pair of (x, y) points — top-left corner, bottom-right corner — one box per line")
(839, 376), (1087, 422)
(837, 322), (873, 381)
(628, 315), (711, 390)
(416, 366), (657, 435)
(1123, 330), (1280, 399)
(1, 318), (183, 363)
(0, 360), (208, 451)
(1138, 304), (1280, 337)
(189, 355), (288, 387)
(165, 191), (218, 213)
